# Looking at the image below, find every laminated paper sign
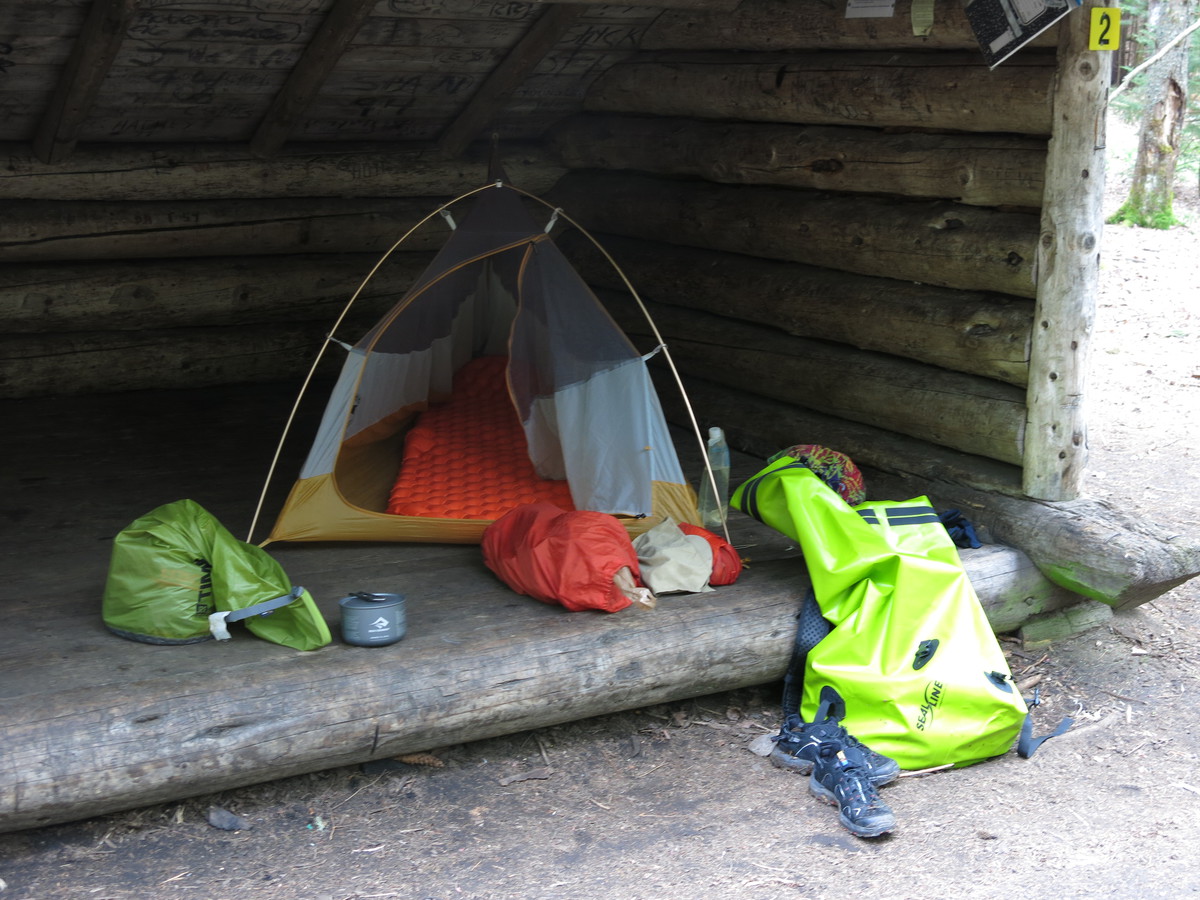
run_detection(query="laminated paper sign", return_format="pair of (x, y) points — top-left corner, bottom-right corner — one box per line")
(964, 0), (1080, 67)
(845, 0), (897, 17)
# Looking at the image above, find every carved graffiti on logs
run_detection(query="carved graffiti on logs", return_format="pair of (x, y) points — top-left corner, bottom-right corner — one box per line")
(383, 0), (536, 19)
(138, 0), (326, 11)
(123, 41), (299, 69)
(566, 24), (646, 49)
(128, 12), (306, 43)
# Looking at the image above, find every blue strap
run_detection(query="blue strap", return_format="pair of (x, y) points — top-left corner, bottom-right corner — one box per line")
(223, 586), (304, 623)
(781, 586), (832, 718)
(938, 508), (982, 549)
(1016, 690), (1074, 757)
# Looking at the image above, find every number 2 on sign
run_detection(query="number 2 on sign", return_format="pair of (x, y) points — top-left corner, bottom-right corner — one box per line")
(1090, 8), (1121, 50)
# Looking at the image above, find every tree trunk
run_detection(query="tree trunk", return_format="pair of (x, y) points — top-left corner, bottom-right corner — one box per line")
(1109, 0), (1195, 228)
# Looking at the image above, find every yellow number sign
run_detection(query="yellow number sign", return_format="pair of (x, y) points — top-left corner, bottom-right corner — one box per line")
(1090, 8), (1121, 51)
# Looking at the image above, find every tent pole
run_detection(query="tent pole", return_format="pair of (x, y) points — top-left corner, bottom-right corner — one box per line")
(245, 183), (500, 544)
(513, 187), (731, 546)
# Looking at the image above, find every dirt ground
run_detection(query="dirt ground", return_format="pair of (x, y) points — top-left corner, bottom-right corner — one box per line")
(3, 123), (1199, 899)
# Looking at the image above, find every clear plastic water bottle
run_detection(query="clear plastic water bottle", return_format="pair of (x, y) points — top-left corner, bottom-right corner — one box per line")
(698, 426), (730, 531)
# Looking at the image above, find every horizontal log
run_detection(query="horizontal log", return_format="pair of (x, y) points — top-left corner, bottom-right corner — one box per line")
(552, 171), (1040, 298)
(0, 254), (431, 333)
(82, 66), (590, 103)
(1, 530), (1063, 832)
(110, 41), (507, 74)
(585, 51), (1056, 135)
(643, 0), (1046, 51)
(655, 376), (1200, 611)
(0, 65), (291, 98)
(0, 325), (349, 399)
(8, 41), (622, 77)
(610, 294), (1027, 464)
(5, 0), (321, 29)
(1018, 600), (1113, 648)
(0, 2), (659, 49)
(0, 198), (450, 262)
(564, 232), (1032, 386)
(653, 371), (1025, 495)
(0, 548), (800, 831)
(0, 68), (585, 143)
(0, 80), (577, 143)
(0, 90), (428, 144)
(672, 509), (1073, 635)
(862, 470), (1200, 612)
(541, 0), (739, 7)
(338, 46), (628, 76)
(0, 141), (567, 201)
(550, 115), (1047, 208)
(5, 0), (706, 37)
(68, 107), (546, 144)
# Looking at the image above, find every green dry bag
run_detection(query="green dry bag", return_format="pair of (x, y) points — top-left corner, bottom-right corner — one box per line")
(733, 457), (1027, 769)
(102, 499), (331, 651)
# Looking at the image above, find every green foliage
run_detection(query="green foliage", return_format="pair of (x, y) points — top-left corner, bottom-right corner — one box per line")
(1111, 0), (1199, 160)
(1107, 203), (1180, 228)
(1182, 35), (1200, 177)
(1108, 179), (1181, 227)
(1109, 0), (1199, 219)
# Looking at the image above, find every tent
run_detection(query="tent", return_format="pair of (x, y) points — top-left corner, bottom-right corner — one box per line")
(257, 177), (701, 545)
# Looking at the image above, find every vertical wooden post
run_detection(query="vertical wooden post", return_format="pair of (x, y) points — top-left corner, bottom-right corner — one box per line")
(1023, 2), (1108, 500)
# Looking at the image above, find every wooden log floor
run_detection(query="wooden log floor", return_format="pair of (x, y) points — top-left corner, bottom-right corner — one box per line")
(0, 381), (1074, 833)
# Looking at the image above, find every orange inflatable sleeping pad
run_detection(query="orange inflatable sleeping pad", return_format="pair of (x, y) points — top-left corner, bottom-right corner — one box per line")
(386, 356), (576, 520)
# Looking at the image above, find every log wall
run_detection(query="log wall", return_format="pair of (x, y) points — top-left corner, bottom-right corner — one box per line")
(545, 0), (1105, 503)
(0, 143), (564, 396)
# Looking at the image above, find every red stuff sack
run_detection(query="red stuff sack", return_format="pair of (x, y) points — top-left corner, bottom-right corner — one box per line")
(481, 503), (645, 613)
(678, 523), (744, 585)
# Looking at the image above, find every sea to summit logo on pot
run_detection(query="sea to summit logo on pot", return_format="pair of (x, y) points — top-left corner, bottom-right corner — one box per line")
(915, 680), (945, 731)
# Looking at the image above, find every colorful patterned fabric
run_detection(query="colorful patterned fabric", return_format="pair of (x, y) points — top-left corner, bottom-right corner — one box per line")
(767, 444), (866, 506)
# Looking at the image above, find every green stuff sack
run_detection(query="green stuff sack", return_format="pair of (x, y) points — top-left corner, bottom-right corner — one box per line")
(733, 457), (1027, 769)
(102, 499), (331, 651)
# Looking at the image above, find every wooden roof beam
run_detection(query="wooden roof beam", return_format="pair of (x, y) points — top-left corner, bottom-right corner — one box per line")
(250, 0), (379, 159)
(437, 4), (585, 160)
(531, 0), (739, 6)
(32, 0), (140, 165)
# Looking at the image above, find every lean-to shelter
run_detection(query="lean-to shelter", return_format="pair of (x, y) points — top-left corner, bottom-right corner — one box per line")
(2, 0), (1198, 833)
